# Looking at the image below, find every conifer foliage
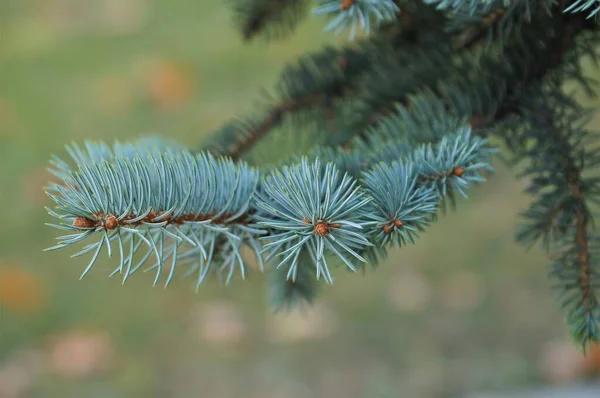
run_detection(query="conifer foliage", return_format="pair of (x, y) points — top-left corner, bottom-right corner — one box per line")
(45, 0), (600, 348)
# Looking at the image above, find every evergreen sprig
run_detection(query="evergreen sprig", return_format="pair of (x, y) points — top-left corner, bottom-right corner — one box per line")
(362, 160), (438, 247)
(500, 79), (600, 347)
(257, 158), (374, 284)
(42, 0), (600, 349)
(45, 125), (495, 300)
(46, 142), (265, 288)
(411, 128), (496, 199)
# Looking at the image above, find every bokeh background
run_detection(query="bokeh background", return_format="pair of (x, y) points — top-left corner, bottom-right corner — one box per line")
(2, 1), (600, 397)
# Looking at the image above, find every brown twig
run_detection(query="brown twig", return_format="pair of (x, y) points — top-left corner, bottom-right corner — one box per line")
(226, 94), (326, 160)
(522, 90), (594, 314)
(567, 161), (593, 311)
(73, 209), (251, 231)
(545, 205), (567, 234)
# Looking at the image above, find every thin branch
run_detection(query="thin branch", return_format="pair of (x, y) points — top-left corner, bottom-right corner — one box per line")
(567, 160), (593, 310)
(73, 209), (251, 231)
(227, 94), (326, 159)
(525, 96), (595, 316)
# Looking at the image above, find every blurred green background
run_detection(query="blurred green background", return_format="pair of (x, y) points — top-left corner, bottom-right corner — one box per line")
(1, 1), (600, 397)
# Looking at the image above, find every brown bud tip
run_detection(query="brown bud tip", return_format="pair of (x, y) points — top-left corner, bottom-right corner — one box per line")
(314, 221), (330, 237)
(73, 217), (95, 229)
(452, 166), (465, 177)
(329, 223), (342, 228)
(383, 224), (394, 234)
(302, 217), (311, 224)
(156, 210), (171, 221)
(394, 219), (403, 228)
(105, 215), (118, 230)
(341, 0), (353, 11)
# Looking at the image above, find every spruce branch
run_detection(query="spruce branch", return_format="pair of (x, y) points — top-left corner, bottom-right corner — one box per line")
(501, 79), (600, 347)
(323, 7), (566, 144)
(204, 1), (595, 162)
(45, 125), (496, 296)
(360, 8), (595, 145)
(358, 5), (598, 146)
(45, 142), (265, 288)
(41, 0), (600, 350)
(481, 9), (599, 129)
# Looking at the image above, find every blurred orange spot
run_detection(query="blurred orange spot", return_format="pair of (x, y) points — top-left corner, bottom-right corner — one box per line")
(0, 349), (43, 398)
(49, 330), (113, 378)
(582, 343), (600, 377)
(0, 265), (45, 313)
(266, 302), (339, 343)
(192, 301), (247, 345)
(538, 340), (600, 382)
(141, 59), (194, 111)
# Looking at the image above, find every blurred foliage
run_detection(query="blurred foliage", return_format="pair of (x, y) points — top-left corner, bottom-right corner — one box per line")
(1, 0), (600, 397)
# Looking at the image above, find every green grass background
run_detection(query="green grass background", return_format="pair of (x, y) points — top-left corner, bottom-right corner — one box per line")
(1, 1), (598, 397)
